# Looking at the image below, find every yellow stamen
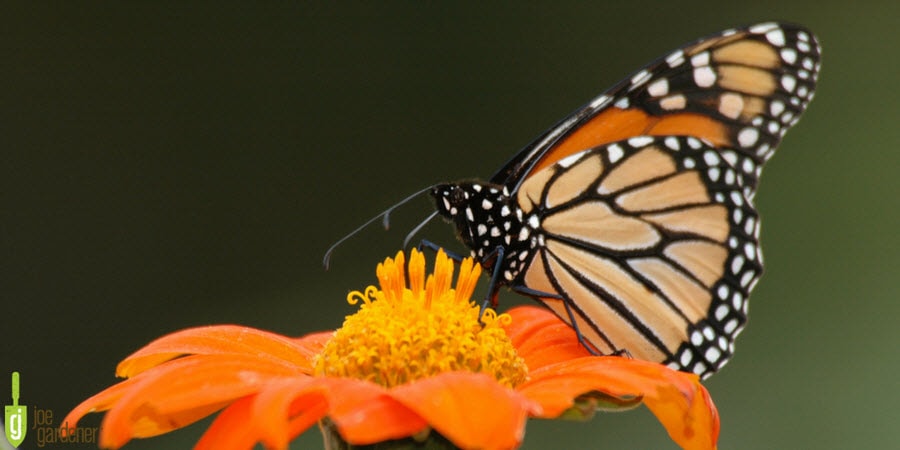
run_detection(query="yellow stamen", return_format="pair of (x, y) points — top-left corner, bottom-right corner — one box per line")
(314, 249), (527, 389)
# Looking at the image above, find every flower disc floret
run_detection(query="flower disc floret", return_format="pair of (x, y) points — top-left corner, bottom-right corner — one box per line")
(314, 249), (527, 388)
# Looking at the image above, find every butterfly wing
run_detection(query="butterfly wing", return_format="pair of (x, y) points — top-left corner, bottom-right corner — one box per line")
(516, 136), (761, 378)
(491, 22), (820, 198)
(500, 23), (820, 378)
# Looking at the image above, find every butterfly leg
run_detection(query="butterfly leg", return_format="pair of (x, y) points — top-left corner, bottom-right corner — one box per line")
(510, 285), (564, 299)
(508, 283), (602, 355)
(558, 297), (603, 356)
(478, 245), (507, 312)
(511, 284), (630, 357)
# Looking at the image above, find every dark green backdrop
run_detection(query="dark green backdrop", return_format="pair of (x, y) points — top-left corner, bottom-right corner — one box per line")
(3, 2), (897, 449)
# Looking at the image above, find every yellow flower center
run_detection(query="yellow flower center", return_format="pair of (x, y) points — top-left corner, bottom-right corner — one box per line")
(314, 249), (527, 389)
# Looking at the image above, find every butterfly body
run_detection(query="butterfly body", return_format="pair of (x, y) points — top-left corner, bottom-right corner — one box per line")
(433, 182), (533, 283)
(426, 22), (820, 378)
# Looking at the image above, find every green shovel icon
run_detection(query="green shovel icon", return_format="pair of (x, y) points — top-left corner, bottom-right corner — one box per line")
(5, 372), (26, 448)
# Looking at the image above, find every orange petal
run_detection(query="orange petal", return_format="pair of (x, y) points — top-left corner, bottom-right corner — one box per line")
(249, 377), (329, 449)
(61, 376), (144, 436)
(292, 330), (334, 355)
(505, 306), (591, 369)
(325, 377), (428, 445)
(519, 357), (719, 450)
(391, 372), (541, 450)
(197, 377), (331, 450)
(195, 396), (261, 450)
(117, 325), (318, 378)
(66, 354), (304, 449)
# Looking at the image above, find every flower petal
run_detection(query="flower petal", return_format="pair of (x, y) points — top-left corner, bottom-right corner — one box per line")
(196, 377), (331, 450)
(391, 371), (541, 450)
(325, 377), (428, 445)
(117, 325), (317, 378)
(194, 396), (261, 450)
(519, 357), (719, 450)
(504, 306), (591, 369)
(65, 354), (304, 448)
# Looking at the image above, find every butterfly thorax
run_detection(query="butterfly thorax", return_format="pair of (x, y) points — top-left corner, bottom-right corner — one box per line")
(431, 182), (535, 282)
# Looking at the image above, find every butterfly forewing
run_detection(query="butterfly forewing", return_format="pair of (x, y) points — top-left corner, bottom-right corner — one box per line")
(492, 22), (821, 198)
(517, 136), (759, 377)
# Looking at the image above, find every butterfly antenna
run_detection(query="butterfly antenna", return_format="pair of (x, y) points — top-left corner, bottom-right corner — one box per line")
(323, 185), (434, 269)
(403, 210), (439, 249)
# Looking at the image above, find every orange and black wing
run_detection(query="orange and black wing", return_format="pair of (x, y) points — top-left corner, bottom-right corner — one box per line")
(516, 136), (762, 378)
(491, 22), (821, 198)
(503, 22), (820, 378)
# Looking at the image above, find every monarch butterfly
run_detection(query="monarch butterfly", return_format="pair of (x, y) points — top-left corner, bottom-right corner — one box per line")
(329, 22), (820, 379)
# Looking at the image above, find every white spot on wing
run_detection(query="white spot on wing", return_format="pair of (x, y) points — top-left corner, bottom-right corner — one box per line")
(705, 347), (722, 363)
(518, 227), (530, 241)
(780, 48), (797, 64)
(722, 150), (738, 166)
(666, 49), (685, 67)
(742, 159), (755, 173)
(724, 319), (738, 334)
(749, 22), (778, 34)
(691, 51), (710, 67)
(744, 242), (756, 260)
(647, 78), (669, 97)
(765, 29), (786, 46)
(680, 350), (692, 366)
(664, 136), (680, 150)
(781, 74), (797, 92)
(694, 67), (716, 87)
(558, 152), (585, 168)
(770, 100), (785, 116)
(607, 144), (625, 163)
(738, 127), (759, 148)
(631, 69), (652, 88)
(627, 136), (653, 148)
(717, 285), (729, 300)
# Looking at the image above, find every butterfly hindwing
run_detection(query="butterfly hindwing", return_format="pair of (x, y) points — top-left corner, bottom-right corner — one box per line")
(516, 136), (760, 377)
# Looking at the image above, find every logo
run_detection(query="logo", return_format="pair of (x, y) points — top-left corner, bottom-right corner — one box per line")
(5, 371), (26, 448)
(2, 371), (99, 448)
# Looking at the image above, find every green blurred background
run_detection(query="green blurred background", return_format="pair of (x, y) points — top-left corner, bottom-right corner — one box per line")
(3, 2), (898, 449)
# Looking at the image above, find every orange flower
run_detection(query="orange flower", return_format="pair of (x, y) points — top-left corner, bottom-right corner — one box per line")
(63, 249), (719, 450)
